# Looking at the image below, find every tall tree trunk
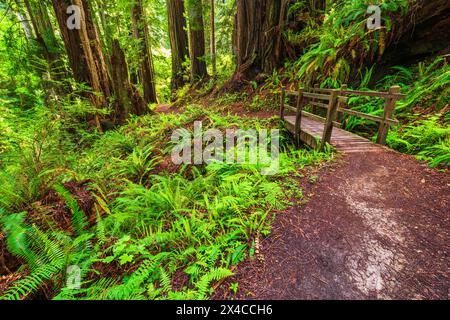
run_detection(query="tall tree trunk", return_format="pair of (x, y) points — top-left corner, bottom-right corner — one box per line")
(24, 0), (64, 79)
(186, 0), (208, 82)
(210, 0), (216, 78)
(131, 0), (158, 104)
(81, 0), (111, 98)
(232, 0), (284, 82)
(166, 0), (190, 91)
(13, 5), (32, 40)
(91, 0), (113, 69)
(51, 0), (111, 112)
(110, 39), (147, 123)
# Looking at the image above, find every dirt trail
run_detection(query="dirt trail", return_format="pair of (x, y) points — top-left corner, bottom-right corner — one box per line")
(216, 149), (450, 300)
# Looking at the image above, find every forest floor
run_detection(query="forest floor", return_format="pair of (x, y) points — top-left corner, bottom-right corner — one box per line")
(215, 148), (450, 300)
(204, 101), (450, 300)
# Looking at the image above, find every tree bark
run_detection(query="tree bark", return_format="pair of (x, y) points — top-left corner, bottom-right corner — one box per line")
(186, 0), (208, 82)
(131, 0), (158, 104)
(90, 0), (113, 69)
(232, 0), (285, 82)
(110, 39), (147, 123)
(51, 0), (111, 111)
(166, 0), (190, 91)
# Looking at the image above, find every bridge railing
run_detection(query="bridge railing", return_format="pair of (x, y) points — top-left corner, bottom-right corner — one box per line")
(280, 85), (405, 149)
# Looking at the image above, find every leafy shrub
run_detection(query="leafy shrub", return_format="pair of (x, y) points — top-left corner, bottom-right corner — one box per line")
(387, 115), (450, 167)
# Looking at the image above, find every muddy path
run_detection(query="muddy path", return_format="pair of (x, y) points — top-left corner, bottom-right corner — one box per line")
(215, 149), (450, 300)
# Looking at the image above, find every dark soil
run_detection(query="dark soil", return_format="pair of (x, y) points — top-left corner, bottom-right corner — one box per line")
(215, 149), (450, 300)
(29, 180), (97, 232)
(0, 232), (21, 276)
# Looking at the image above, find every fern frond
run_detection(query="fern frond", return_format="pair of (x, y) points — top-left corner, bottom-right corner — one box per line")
(195, 268), (233, 300)
(159, 268), (172, 293)
(54, 184), (88, 235)
(1, 264), (61, 300)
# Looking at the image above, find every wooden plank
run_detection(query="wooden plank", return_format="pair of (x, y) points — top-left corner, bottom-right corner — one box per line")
(286, 116), (320, 150)
(302, 111), (326, 122)
(302, 111), (341, 128)
(311, 87), (350, 103)
(341, 89), (405, 99)
(337, 108), (399, 125)
(303, 92), (331, 101)
(281, 84), (406, 152)
(283, 104), (296, 113)
(283, 116), (381, 153)
(299, 130), (319, 149)
(286, 90), (299, 97)
(311, 87), (333, 94)
(309, 101), (329, 110)
(311, 86), (405, 99)
(284, 117), (295, 129)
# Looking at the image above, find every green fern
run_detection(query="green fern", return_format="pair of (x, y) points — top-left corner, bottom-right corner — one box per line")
(159, 267), (172, 293)
(195, 268), (233, 300)
(54, 184), (88, 235)
(1, 264), (61, 300)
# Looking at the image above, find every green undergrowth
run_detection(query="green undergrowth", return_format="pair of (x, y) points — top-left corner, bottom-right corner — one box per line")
(277, 54), (449, 168)
(345, 56), (448, 168)
(349, 56), (449, 168)
(269, 1), (448, 168)
(0, 101), (332, 300)
(387, 116), (450, 168)
(290, 0), (409, 86)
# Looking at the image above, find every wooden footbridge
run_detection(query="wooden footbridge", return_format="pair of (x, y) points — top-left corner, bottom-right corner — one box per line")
(280, 85), (405, 153)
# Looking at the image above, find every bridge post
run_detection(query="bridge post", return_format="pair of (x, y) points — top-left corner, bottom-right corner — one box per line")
(280, 86), (286, 121)
(337, 84), (348, 126)
(377, 85), (401, 145)
(295, 88), (304, 146)
(312, 84), (319, 114)
(320, 89), (339, 151)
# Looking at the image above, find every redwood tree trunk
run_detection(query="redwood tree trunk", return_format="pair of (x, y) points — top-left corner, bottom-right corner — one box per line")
(131, 0), (158, 104)
(167, 0), (190, 91)
(51, 0), (111, 110)
(186, 0), (208, 82)
(233, 0), (284, 82)
(110, 39), (147, 123)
